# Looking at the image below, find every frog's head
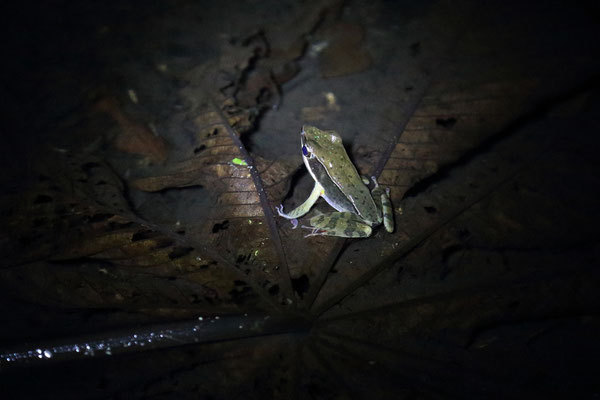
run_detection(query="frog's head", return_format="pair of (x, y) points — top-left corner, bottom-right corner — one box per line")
(301, 125), (343, 161)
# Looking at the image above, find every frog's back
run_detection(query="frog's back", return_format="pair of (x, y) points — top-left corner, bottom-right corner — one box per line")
(309, 128), (378, 223)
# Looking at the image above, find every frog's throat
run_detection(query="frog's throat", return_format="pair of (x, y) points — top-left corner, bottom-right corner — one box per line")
(303, 154), (349, 213)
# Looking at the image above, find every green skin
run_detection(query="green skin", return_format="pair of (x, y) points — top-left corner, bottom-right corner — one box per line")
(276, 126), (394, 238)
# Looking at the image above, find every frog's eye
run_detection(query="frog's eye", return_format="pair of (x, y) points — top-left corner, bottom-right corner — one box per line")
(302, 145), (309, 156)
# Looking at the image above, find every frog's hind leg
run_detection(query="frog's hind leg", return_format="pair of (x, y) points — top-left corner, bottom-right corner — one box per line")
(371, 176), (394, 233)
(276, 181), (323, 221)
(302, 211), (372, 238)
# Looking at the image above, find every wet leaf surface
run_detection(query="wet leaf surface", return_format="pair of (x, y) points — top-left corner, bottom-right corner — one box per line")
(1, 0), (600, 399)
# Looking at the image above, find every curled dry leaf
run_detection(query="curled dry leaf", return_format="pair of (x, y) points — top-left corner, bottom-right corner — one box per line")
(317, 22), (372, 78)
(265, 0), (343, 63)
(93, 96), (169, 163)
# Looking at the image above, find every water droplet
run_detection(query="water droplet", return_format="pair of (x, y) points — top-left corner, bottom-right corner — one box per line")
(43, 350), (53, 358)
(198, 316), (203, 321)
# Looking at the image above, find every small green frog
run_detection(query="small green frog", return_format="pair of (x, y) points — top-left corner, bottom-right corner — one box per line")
(276, 126), (394, 238)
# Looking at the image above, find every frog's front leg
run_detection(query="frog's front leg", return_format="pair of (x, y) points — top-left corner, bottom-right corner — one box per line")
(371, 176), (394, 233)
(302, 211), (372, 238)
(276, 181), (323, 220)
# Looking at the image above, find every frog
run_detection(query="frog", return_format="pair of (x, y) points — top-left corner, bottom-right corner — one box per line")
(276, 125), (394, 238)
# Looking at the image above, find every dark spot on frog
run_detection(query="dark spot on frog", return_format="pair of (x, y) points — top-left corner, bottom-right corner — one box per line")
(405, 86), (414, 92)
(212, 220), (229, 233)
(436, 117), (457, 129)
(424, 206), (437, 214)
(194, 145), (206, 154)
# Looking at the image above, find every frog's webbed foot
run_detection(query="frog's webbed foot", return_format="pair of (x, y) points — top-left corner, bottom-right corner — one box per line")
(370, 176), (394, 233)
(300, 225), (325, 237)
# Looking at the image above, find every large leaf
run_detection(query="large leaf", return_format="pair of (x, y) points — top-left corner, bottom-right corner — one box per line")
(1, 0), (599, 399)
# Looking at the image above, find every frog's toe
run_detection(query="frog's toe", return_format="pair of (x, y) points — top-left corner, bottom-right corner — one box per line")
(371, 176), (379, 187)
(290, 218), (299, 229)
(300, 225), (325, 237)
(275, 204), (285, 216)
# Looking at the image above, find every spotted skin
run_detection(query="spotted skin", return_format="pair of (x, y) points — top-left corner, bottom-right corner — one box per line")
(371, 177), (394, 233)
(304, 212), (371, 238)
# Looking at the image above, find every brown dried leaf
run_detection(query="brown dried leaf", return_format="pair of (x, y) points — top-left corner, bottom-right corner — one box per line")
(94, 96), (169, 163)
(0, 155), (267, 315)
(318, 22), (372, 78)
(265, 0), (343, 62)
(378, 78), (539, 203)
(130, 104), (298, 304)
